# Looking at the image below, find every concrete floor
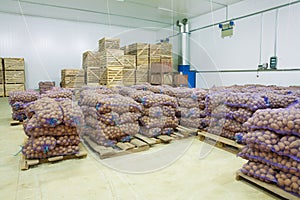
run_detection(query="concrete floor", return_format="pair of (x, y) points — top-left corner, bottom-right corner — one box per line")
(0, 97), (280, 200)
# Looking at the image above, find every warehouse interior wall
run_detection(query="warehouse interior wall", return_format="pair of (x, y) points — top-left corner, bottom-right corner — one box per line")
(189, 0), (300, 88)
(0, 12), (157, 89)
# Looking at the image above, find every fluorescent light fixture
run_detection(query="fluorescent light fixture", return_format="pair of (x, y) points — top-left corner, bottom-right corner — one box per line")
(116, 0), (125, 2)
(158, 6), (174, 12)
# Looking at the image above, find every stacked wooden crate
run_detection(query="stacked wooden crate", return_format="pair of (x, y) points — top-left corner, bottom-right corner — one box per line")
(128, 43), (149, 84)
(0, 58), (4, 97)
(97, 38), (136, 87)
(61, 69), (84, 88)
(3, 58), (25, 96)
(149, 43), (174, 85)
(82, 51), (101, 86)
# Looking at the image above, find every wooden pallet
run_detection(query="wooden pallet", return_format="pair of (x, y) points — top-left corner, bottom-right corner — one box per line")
(20, 143), (87, 170)
(236, 171), (299, 200)
(198, 131), (245, 153)
(98, 37), (120, 51)
(83, 136), (150, 159)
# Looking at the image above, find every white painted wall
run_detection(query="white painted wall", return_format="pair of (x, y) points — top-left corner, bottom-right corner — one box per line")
(0, 12), (157, 89)
(190, 0), (300, 88)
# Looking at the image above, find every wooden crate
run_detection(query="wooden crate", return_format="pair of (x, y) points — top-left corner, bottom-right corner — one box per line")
(5, 84), (25, 96)
(0, 84), (4, 97)
(174, 73), (188, 86)
(99, 67), (124, 87)
(61, 69), (84, 77)
(85, 67), (101, 85)
(82, 51), (101, 68)
(128, 43), (149, 56)
(98, 37), (120, 51)
(150, 73), (173, 85)
(99, 49), (125, 68)
(136, 69), (149, 84)
(160, 43), (172, 56)
(150, 63), (173, 73)
(4, 70), (25, 83)
(3, 58), (25, 70)
(149, 43), (172, 57)
(123, 68), (136, 86)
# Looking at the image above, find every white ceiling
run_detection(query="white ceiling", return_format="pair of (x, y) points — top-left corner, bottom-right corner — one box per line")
(1, 0), (244, 29)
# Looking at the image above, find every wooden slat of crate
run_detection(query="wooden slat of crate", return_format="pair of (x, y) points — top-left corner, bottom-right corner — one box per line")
(99, 49), (125, 68)
(135, 69), (149, 84)
(5, 84), (25, 96)
(99, 67), (124, 86)
(137, 56), (149, 66)
(98, 37), (120, 51)
(160, 43), (172, 56)
(149, 56), (161, 64)
(3, 58), (24, 70)
(123, 68), (135, 86)
(128, 43), (149, 56)
(0, 70), (3, 83)
(86, 67), (101, 84)
(82, 51), (101, 68)
(149, 44), (161, 57)
(150, 73), (173, 85)
(5, 70), (25, 83)
(61, 69), (84, 77)
(0, 84), (4, 97)
(161, 55), (173, 64)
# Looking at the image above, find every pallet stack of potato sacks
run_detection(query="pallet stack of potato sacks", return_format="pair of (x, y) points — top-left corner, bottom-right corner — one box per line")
(171, 87), (209, 130)
(79, 87), (142, 147)
(22, 90), (84, 159)
(38, 81), (55, 94)
(237, 86), (300, 197)
(8, 90), (39, 121)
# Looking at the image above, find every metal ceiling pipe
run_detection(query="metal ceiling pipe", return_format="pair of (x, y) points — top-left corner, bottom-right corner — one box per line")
(177, 18), (190, 65)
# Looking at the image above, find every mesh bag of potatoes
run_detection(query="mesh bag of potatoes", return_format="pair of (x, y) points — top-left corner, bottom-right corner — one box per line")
(244, 107), (300, 137)
(272, 135), (300, 161)
(276, 171), (300, 196)
(96, 96), (142, 114)
(88, 129), (117, 147)
(139, 127), (161, 137)
(22, 135), (81, 159)
(242, 130), (280, 152)
(27, 97), (64, 127)
(262, 93), (298, 108)
(224, 92), (269, 111)
(137, 94), (178, 108)
(178, 107), (206, 119)
(8, 90), (40, 105)
(178, 97), (200, 109)
(180, 117), (210, 129)
(240, 161), (278, 183)
(41, 87), (73, 99)
(238, 146), (300, 176)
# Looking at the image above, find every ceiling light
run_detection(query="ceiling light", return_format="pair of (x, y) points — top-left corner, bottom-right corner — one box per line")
(116, 0), (125, 2)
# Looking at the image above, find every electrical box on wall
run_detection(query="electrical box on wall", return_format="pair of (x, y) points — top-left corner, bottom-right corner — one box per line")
(219, 21), (234, 38)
